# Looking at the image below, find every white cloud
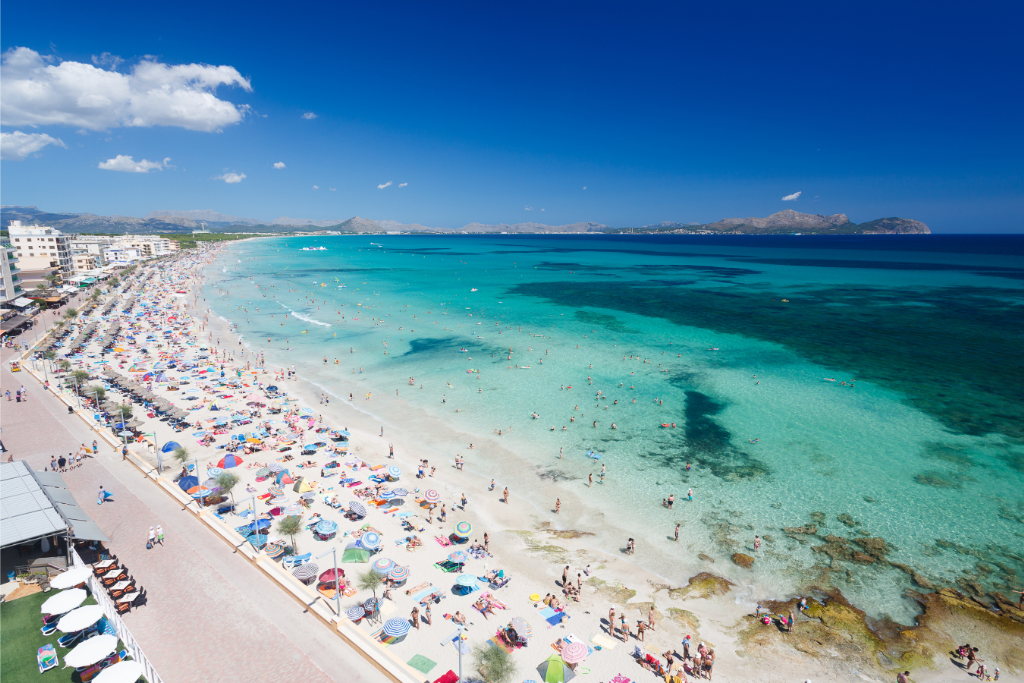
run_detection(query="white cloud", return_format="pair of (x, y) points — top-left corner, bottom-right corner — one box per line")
(301, 112), (317, 119)
(524, 206), (534, 211)
(273, 161), (286, 169)
(582, 186), (587, 190)
(312, 185), (319, 190)
(98, 154), (169, 173)
(399, 182), (408, 188)
(377, 181), (392, 189)
(216, 172), (246, 184)
(1, 47), (252, 132)
(329, 188), (337, 192)
(0, 130), (66, 160)
(541, 208), (545, 211)
(782, 191), (801, 201)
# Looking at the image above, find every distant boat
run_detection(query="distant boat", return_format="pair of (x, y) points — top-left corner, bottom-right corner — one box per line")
(471, 288), (478, 292)
(300, 246), (328, 251)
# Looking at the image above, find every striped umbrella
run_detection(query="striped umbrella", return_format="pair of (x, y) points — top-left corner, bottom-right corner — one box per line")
(268, 463), (283, 473)
(383, 618), (411, 638)
(370, 557), (395, 575)
(299, 407), (314, 416)
(256, 467), (271, 477)
(284, 502), (304, 514)
(453, 521), (473, 538)
(300, 492), (316, 500)
(387, 565), (410, 582)
(363, 597), (382, 612)
(346, 606), (365, 621)
(187, 486), (212, 498)
(270, 495), (288, 505)
(561, 641), (589, 664)
(379, 491), (397, 500)
(510, 616), (532, 639)
(316, 519), (338, 534)
(360, 531), (381, 550)
(392, 488), (409, 496)
(348, 502), (367, 518)
(424, 489), (441, 504)
(388, 465), (401, 478)
(206, 467), (224, 477)
(269, 485), (283, 495)
(292, 562), (319, 581)
(448, 550), (469, 564)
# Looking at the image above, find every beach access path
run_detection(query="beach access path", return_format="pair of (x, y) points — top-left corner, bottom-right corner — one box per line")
(0, 346), (379, 683)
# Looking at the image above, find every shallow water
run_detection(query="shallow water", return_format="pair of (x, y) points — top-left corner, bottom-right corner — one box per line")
(205, 234), (1024, 623)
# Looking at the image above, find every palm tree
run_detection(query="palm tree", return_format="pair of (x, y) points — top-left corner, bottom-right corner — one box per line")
(172, 445), (190, 466)
(35, 283), (47, 291)
(276, 515), (303, 553)
(357, 569), (383, 604)
(217, 471), (240, 508)
(45, 273), (59, 286)
(473, 644), (517, 683)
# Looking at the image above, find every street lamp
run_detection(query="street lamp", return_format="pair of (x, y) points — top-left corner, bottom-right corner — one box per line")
(316, 547), (341, 616)
(456, 622), (466, 683)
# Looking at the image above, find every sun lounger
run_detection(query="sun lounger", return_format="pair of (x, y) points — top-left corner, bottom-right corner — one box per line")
(283, 552), (312, 568)
(38, 644), (58, 673)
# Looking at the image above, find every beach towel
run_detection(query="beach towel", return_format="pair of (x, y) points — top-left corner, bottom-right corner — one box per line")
(486, 637), (514, 654)
(411, 587), (437, 602)
(407, 655), (437, 675)
(591, 633), (617, 650)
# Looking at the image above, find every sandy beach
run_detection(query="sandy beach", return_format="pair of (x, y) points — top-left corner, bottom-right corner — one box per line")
(39, 243), (1023, 683)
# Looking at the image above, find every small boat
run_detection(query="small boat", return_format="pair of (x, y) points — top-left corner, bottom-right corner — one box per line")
(470, 288), (478, 292)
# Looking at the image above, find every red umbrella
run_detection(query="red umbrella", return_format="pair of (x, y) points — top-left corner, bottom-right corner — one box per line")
(319, 568), (345, 584)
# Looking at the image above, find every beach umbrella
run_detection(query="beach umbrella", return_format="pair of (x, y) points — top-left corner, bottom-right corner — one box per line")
(319, 568), (344, 584)
(424, 489), (441, 504)
(342, 544), (370, 564)
(453, 521), (473, 538)
(206, 466), (224, 477)
(510, 616), (532, 639)
(448, 550), (469, 564)
(388, 565), (410, 582)
(268, 463), (283, 473)
(187, 486), (212, 498)
(316, 519), (338, 534)
(178, 475), (199, 492)
(49, 566), (91, 590)
(363, 597), (382, 612)
(41, 588), (87, 615)
(346, 605), (365, 621)
(93, 661), (144, 683)
(161, 441), (182, 453)
(218, 454), (243, 468)
(456, 574), (478, 587)
(300, 492), (316, 500)
(561, 642), (588, 664)
(370, 557), (395, 575)
(537, 654), (576, 683)
(118, 431), (134, 437)
(64, 634), (118, 668)
(292, 562), (319, 581)
(270, 495), (288, 505)
(256, 467), (271, 477)
(388, 465), (401, 478)
(269, 485), (283, 495)
(379, 491), (397, 500)
(383, 617), (411, 638)
(348, 501), (367, 518)
(359, 531), (381, 549)
(299, 407), (314, 416)
(391, 488), (409, 496)
(285, 502), (304, 514)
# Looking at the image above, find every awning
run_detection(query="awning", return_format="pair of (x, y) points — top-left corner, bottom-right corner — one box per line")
(11, 297), (34, 308)
(0, 315), (30, 332)
(69, 520), (109, 543)
(0, 461), (110, 547)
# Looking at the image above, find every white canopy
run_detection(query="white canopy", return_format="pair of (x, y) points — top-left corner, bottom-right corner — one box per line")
(94, 661), (143, 683)
(49, 566), (91, 589)
(57, 604), (104, 633)
(64, 634), (117, 668)
(40, 588), (87, 615)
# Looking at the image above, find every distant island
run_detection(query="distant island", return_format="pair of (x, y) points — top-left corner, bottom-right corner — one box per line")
(0, 205), (929, 235)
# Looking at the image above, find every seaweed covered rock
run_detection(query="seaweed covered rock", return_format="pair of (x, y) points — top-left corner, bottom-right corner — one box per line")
(669, 572), (735, 600)
(732, 553), (754, 569)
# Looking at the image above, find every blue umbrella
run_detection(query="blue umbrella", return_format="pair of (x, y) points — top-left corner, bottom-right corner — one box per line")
(456, 574), (478, 587)
(383, 618), (411, 638)
(363, 597), (382, 612)
(346, 606), (365, 621)
(177, 475), (199, 492)
(360, 531), (381, 550)
(316, 520), (338, 534)
(448, 551), (469, 564)
(370, 557), (394, 575)
(348, 502), (367, 518)
(379, 491), (397, 500)
(388, 465), (401, 478)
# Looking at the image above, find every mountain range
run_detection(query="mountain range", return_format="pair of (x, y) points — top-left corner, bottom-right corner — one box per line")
(0, 206), (930, 235)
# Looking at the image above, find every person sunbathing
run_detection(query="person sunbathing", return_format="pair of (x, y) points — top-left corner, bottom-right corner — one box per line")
(484, 569), (502, 582)
(474, 599), (494, 619)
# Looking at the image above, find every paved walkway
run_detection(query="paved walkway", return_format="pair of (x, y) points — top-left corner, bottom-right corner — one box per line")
(1, 346), (380, 683)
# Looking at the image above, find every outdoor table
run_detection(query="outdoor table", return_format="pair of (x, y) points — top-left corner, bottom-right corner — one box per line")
(94, 560), (116, 570)
(117, 591), (140, 604)
(108, 580), (132, 591)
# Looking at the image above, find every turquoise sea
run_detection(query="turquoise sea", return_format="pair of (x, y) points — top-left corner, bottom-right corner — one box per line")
(205, 234), (1024, 623)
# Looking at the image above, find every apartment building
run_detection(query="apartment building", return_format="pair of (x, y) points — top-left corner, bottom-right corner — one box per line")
(70, 234), (177, 262)
(0, 240), (21, 304)
(7, 221), (74, 280)
(73, 252), (103, 272)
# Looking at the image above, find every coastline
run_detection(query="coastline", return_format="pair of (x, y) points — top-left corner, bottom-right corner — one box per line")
(193, 240), (1024, 681)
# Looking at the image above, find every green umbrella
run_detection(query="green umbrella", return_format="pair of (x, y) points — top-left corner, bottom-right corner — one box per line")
(538, 654), (575, 683)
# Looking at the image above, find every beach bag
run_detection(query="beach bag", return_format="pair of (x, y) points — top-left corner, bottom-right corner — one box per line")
(146, 540), (153, 550)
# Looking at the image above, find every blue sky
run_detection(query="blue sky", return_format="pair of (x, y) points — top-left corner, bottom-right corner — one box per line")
(2, 1), (1022, 232)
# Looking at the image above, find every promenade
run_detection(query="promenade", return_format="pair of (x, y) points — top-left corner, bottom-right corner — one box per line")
(1, 346), (379, 683)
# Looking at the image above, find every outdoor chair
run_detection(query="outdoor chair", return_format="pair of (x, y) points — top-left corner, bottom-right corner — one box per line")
(57, 626), (95, 649)
(41, 622), (58, 636)
(37, 644), (58, 673)
(103, 571), (128, 586)
(283, 552), (311, 569)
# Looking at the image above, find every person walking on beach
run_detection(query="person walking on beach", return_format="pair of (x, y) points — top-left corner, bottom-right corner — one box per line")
(555, 498), (560, 514)
(636, 620), (646, 641)
(50, 456), (57, 471)
(424, 603), (431, 626)
(608, 607), (616, 637)
(147, 526), (155, 548)
(411, 606), (420, 630)
(674, 524), (680, 541)
(156, 525), (164, 545)
(502, 487), (509, 503)
(620, 613), (629, 642)
(648, 606), (656, 631)
(483, 533), (489, 553)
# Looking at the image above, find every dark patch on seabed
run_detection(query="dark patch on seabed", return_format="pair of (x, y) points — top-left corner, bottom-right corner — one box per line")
(575, 311), (639, 334)
(728, 257), (1024, 282)
(680, 390), (770, 479)
(509, 280), (1024, 441)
